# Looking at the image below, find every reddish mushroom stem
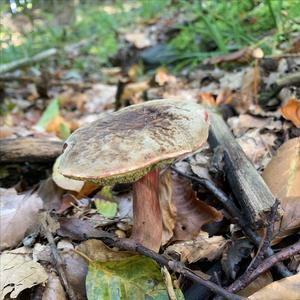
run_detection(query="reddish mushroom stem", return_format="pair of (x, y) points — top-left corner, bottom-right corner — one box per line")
(131, 168), (162, 252)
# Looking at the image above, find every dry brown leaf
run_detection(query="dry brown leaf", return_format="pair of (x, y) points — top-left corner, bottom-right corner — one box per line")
(263, 137), (300, 244)
(199, 92), (217, 106)
(248, 273), (300, 300)
(239, 65), (260, 111)
(216, 88), (233, 105)
(0, 247), (48, 299)
(237, 129), (276, 169)
(45, 114), (70, 138)
(172, 173), (223, 241)
(155, 67), (177, 86)
(0, 188), (43, 250)
(204, 47), (253, 65)
(281, 98), (300, 128)
(42, 272), (67, 300)
(238, 271), (273, 297)
(124, 32), (151, 49)
(165, 231), (226, 263)
(121, 81), (150, 102)
(76, 239), (132, 262)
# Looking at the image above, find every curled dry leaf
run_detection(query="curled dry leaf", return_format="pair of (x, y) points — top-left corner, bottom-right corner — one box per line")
(280, 98), (300, 128)
(262, 137), (300, 244)
(248, 273), (300, 300)
(165, 231), (226, 264)
(121, 81), (150, 103)
(0, 247), (48, 300)
(171, 173), (223, 241)
(76, 239), (132, 262)
(239, 65), (260, 111)
(0, 188), (43, 250)
(154, 67), (177, 86)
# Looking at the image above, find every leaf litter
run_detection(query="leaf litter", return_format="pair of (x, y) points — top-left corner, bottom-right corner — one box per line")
(1, 2), (300, 299)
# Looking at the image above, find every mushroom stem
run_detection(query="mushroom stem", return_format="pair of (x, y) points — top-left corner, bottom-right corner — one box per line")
(131, 168), (162, 252)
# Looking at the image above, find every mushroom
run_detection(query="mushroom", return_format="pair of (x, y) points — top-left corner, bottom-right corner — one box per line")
(58, 99), (209, 251)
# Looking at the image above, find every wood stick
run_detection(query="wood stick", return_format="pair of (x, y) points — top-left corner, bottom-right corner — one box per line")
(208, 110), (277, 224)
(228, 240), (300, 293)
(0, 137), (63, 163)
(40, 213), (78, 300)
(172, 167), (292, 277)
(0, 48), (57, 74)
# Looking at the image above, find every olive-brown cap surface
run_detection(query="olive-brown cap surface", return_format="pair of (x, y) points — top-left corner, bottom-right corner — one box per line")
(58, 99), (209, 185)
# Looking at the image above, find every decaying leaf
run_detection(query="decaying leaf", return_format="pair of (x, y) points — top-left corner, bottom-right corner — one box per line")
(58, 218), (110, 241)
(262, 137), (300, 244)
(165, 231), (226, 264)
(239, 66), (260, 112)
(154, 67), (177, 86)
(0, 247), (48, 299)
(222, 239), (254, 280)
(121, 81), (150, 103)
(0, 188), (43, 250)
(171, 173), (223, 241)
(77, 239), (132, 262)
(281, 98), (300, 128)
(86, 256), (184, 300)
(248, 273), (300, 300)
(60, 250), (87, 300)
(42, 272), (67, 300)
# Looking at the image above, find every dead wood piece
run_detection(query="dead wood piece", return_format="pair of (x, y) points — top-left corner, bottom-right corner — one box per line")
(228, 240), (300, 293)
(0, 48), (57, 74)
(0, 138), (63, 163)
(208, 110), (278, 224)
(275, 71), (300, 89)
(40, 213), (78, 300)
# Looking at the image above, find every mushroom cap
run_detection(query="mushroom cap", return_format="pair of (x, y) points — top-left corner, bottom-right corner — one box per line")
(58, 99), (209, 185)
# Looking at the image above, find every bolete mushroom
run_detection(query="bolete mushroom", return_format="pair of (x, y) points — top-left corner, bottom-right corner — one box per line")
(58, 99), (209, 251)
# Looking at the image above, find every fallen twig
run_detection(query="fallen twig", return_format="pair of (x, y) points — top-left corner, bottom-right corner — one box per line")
(208, 110), (277, 224)
(101, 237), (246, 300)
(0, 138), (63, 163)
(228, 240), (300, 293)
(40, 213), (78, 300)
(172, 167), (292, 278)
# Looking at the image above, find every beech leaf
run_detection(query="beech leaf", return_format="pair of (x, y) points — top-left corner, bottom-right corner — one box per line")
(262, 137), (300, 244)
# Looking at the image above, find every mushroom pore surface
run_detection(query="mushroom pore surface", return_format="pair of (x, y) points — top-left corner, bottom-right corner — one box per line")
(58, 99), (209, 185)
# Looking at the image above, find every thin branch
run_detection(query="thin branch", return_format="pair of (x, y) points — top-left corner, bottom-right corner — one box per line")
(228, 240), (300, 293)
(40, 213), (78, 300)
(172, 167), (292, 277)
(101, 237), (246, 300)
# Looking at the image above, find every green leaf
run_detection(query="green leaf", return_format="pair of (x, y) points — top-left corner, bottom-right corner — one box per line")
(36, 98), (60, 130)
(86, 255), (184, 300)
(59, 122), (71, 140)
(95, 199), (117, 218)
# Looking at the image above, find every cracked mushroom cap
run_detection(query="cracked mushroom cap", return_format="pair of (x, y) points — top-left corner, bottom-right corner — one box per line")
(58, 99), (209, 185)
